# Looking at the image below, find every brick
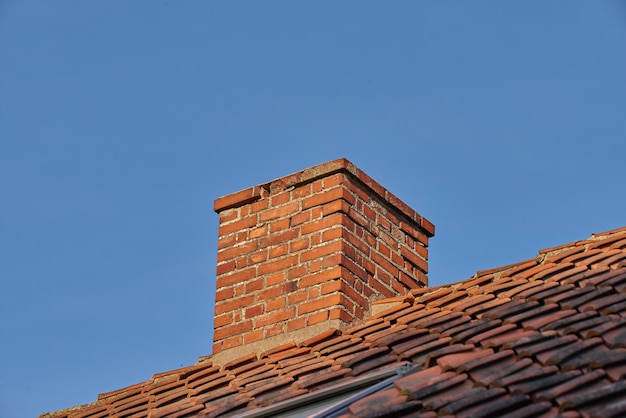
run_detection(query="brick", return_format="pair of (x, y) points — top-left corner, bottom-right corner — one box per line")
(287, 317), (307, 331)
(249, 225), (268, 239)
(301, 213), (344, 236)
(258, 282), (297, 301)
(310, 259), (322, 273)
(338, 279), (369, 309)
(342, 228), (369, 255)
(255, 307), (295, 327)
(249, 250), (268, 264)
(399, 221), (424, 242)
(257, 254), (299, 275)
(298, 294), (345, 315)
(234, 283), (244, 297)
(215, 287), (234, 302)
(243, 329), (264, 344)
(322, 199), (351, 217)
(302, 186), (355, 210)
(351, 170), (385, 201)
(250, 199), (269, 213)
(362, 257), (375, 275)
(299, 266), (343, 287)
(290, 237), (310, 252)
(378, 216), (391, 232)
(311, 207), (323, 219)
(217, 234), (236, 250)
(245, 278), (264, 293)
(245, 304), (264, 318)
(321, 253), (343, 269)
(329, 307), (354, 322)
(213, 313), (232, 328)
(265, 323), (286, 337)
(219, 209), (239, 223)
(400, 245), (428, 273)
(291, 210), (311, 226)
(214, 186), (261, 212)
(292, 183), (312, 199)
(308, 310), (329, 325)
(321, 280), (342, 295)
(287, 290), (308, 305)
(391, 252), (403, 267)
(310, 233), (322, 247)
(363, 204), (376, 222)
(269, 244), (288, 259)
(371, 251), (398, 277)
(218, 241), (258, 263)
(369, 275), (392, 296)
(322, 173), (345, 188)
(322, 226), (343, 242)
(216, 260), (236, 276)
(259, 202), (299, 222)
(312, 179), (323, 193)
(300, 241), (343, 263)
(379, 230), (399, 250)
(341, 256), (367, 282)
(349, 183), (370, 202)
(214, 295), (255, 315)
(213, 320), (253, 341)
(348, 207), (369, 229)
(390, 278), (405, 294)
(263, 229), (300, 247)
(216, 267), (256, 288)
(288, 265), (308, 280)
(420, 217), (435, 237)
(269, 218), (290, 233)
(385, 193), (415, 224)
(398, 271), (420, 290)
(270, 190), (291, 206)
(266, 271), (286, 286)
(218, 215), (258, 236)
(415, 243), (428, 259)
(308, 286), (320, 299)
(266, 297), (286, 312)
(220, 335), (243, 350)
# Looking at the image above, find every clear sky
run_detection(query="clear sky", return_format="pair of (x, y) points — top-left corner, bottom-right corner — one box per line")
(1, 2), (625, 417)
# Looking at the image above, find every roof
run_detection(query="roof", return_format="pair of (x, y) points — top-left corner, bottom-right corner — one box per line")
(42, 226), (626, 418)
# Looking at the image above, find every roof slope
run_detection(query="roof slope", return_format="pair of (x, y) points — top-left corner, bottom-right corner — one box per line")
(42, 227), (626, 418)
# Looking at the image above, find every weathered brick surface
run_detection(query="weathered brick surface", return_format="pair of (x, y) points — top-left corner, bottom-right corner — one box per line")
(211, 159), (434, 357)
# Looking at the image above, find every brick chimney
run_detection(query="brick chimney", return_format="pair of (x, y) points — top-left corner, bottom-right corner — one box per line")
(211, 158), (434, 364)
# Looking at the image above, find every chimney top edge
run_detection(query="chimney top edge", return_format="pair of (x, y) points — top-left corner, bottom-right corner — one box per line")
(213, 158), (434, 237)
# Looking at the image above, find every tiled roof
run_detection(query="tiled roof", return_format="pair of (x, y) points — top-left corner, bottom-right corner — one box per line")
(42, 226), (626, 418)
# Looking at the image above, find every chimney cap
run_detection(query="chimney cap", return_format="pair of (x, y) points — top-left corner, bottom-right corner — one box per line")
(214, 158), (434, 237)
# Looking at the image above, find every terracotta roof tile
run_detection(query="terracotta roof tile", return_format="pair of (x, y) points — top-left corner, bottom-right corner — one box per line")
(390, 330), (439, 355)
(579, 268), (626, 287)
(435, 347), (494, 371)
(437, 387), (506, 415)
(535, 369), (608, 404)
(456, 273), (497, 291)
(44, 227), (626, 418)
(448, 318), (502, 343)
(346, 387), (416, 418)
(399, 336), (452, 362)
(475, 258), (537, 278)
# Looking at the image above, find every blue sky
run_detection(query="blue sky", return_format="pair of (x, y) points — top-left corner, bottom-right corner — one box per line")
(1, 2), (625, 417)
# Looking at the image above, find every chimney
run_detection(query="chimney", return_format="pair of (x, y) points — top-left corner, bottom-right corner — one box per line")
(211, 158), (434, 364)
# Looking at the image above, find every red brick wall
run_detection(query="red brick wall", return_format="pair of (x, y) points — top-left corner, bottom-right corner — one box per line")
(212, 159), (434, 359)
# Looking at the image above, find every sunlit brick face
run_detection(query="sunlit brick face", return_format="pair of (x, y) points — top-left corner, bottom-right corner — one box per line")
(211, 159), (434, 363)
